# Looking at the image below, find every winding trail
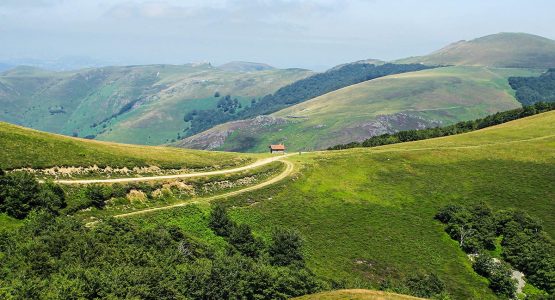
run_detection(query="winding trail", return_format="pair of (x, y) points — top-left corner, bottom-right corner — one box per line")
(112, 159), (294, 218)
(55, 154), (295, 184)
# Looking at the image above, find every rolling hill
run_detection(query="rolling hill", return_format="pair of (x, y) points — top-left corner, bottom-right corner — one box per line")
(0, 63), (312, 145)
(1, 110), (553, 298)
(397, 32), (555, 68)
(101, 110), (555, 299)
(178, 33), (555, 152)
(220, 110), (555, 298)
(0, 121), (254, 170)
(179, 66), (542, 151)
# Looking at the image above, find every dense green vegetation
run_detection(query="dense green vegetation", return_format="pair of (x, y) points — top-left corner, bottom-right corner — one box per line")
(328, 102), (555, 150)
(0, 121), (254, 169)
(0, 170), (66, 219)
(183, 63), (434, 136)
(0, 205), (326, 299)
(437, 203), (554, 297)
(509, 69), (555, 105)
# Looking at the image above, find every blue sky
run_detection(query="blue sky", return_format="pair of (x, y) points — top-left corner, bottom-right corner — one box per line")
(0, 0), (554, 70)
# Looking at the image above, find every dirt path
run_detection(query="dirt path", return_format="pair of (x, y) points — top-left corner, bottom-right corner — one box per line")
(108, 159), (294, 218)
(56, 154), (295, 184)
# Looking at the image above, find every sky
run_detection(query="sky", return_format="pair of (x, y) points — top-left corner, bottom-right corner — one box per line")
(0, 0), (554, 70)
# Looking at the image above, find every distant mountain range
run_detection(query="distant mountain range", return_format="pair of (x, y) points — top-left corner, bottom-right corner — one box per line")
(176, 32), (555, 151)
(1, 32), (554, 151)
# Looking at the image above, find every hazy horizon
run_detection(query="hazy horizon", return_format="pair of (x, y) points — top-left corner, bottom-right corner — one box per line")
(1, 0), (554, 71)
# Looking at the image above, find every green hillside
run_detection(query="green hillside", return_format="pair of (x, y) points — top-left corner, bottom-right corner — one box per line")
(0, 121), (253, 170)
(180, 66), (541, 151)
(0, 64), (312, 145)
(220, 111), (555, 298)
(1, 111), (553, 299)
(397, 33), (555, 68)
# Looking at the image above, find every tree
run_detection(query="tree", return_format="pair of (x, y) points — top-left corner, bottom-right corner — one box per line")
(405, 272), (446, 298)
(0, 172), (42, 219)
(269, 228), (304, 266)
(228, 223), (262, 258)
(488, 261), (517, 298)
(209, 204), (234, 237)
(84, 185), (109, 209)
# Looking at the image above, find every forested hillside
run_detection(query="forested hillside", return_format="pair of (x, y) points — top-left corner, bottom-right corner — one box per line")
(509, 69), (555, 105)
(179, 67), (540, 152)
(183, 63), (434, 136)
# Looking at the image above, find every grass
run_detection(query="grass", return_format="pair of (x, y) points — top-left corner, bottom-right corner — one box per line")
(217, 111), (555, 299)
(0, 214), (23, 232)
(293, 289), (424, 300)
(0, 121), (257, 169)
(207, 66), (542, 152)
(2, 108), (553, 298)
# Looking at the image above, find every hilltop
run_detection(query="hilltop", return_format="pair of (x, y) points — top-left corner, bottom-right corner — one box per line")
(217, 61), (276, 72)
(397, 32), (555, 68)
(0, 63), (312, 145)
(0, 121), (253, 170)
(180, 66), (541, 151)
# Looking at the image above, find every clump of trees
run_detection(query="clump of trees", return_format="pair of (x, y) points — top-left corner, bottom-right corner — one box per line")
(329, 102), (555, 150)
(436, 203), (554, 296)
(473, 252), (517, 298)
(183, 95), (243, 135)
(0, 170), (66, 219)
(209, 203), (305, 266)
(509, 69), (555, 106)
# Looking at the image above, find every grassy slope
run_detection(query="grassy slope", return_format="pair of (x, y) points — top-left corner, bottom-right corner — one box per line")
(217, 111), (554, 299)
(293, 289), (424, 300)
(211, 66), (541, 152)
(0, 121), (254, 169)
(397, 32), (555, 68)
(0, 64), (312, 145)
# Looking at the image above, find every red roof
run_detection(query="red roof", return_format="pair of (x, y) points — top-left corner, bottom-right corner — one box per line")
(270, 144), (285, 150)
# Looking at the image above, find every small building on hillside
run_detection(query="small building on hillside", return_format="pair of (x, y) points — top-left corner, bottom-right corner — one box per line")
(269, 144), (286, 154)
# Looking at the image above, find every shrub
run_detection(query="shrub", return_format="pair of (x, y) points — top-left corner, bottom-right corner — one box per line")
(404, 272), (446, 298)
(209, 204), (235, 237)
(84, 185), (110, 209)
(228, 223), (263, 258)
(269, 228), (304, 267)
(0, 172), (65, 219)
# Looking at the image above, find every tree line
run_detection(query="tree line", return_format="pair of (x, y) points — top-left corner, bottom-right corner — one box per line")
(328, 102), (555, 150)
(436, 203), (554, 298)
(509, 69), (555, 106)
(184, 63), (435, 137)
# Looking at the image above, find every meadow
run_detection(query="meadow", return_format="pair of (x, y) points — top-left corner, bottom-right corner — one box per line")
(0, 121), (255, 170)
(139, 111), (555, 299)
